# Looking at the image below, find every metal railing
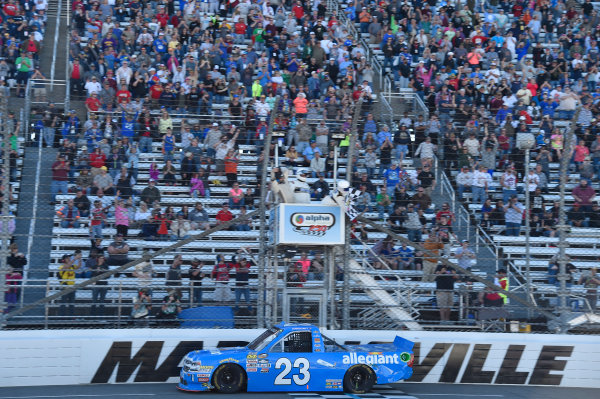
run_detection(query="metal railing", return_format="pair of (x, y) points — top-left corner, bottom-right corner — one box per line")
(381, 90), (430, 119)
(24, 79), (68, 141)
(50, 0), (63, 90)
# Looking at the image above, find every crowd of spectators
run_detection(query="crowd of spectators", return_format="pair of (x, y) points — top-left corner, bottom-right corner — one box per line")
(14, 0), (600, 317)
(347, 0), (600, 236)
(0, 0), (48, 97)
(46, 0), (384, 243)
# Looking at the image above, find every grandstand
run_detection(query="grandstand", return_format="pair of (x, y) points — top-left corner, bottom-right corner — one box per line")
(0, 0), (599, 334)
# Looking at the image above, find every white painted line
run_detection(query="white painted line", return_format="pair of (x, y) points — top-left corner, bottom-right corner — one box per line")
(0, 395), (156, 399)
(21, 120), (43, 305)
(50, 0), (62, 88)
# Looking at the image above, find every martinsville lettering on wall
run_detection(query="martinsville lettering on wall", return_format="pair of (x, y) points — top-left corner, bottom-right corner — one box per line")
(0, 329), (595, 388)
(91, 340), (574, 385)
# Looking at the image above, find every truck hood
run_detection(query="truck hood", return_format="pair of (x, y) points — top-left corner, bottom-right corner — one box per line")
(185, 347), (248, 362)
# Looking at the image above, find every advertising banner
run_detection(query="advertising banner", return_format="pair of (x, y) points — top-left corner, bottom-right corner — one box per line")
(275, 204), (344, 246)
(1, 329), (599, 388)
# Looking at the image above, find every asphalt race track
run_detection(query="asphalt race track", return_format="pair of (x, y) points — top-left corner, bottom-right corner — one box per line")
(0, 383), (598, 399)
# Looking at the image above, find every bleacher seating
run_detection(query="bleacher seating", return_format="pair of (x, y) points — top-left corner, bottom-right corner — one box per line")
(15, 0), (600, 326)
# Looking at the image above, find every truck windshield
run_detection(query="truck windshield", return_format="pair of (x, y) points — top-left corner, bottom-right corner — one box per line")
(247, 327), (281, 351)
(320, 332), (347, 351)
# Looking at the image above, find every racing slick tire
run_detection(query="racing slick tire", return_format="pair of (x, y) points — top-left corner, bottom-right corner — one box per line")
(343, 364), (375, 393)
(212, 363), (246, 393)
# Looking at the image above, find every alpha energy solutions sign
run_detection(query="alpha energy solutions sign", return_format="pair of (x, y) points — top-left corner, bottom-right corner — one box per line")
(274, 204), (344, 245)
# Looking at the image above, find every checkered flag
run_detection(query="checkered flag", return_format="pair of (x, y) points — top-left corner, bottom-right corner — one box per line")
(345, 187), (362, 221)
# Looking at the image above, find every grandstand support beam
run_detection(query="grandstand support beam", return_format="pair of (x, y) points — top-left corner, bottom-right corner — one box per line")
(0, 93), (8, 328)
(556, 108), (582, 332)
(257, 96), (281, 329)
(355, 216), (561, 325)
(4, 209), (261, 321)
(267, 247), (278, 325)
(342, 99), (363, 329)
(327, 246), (336, 329)
(517, 133), (536, 319)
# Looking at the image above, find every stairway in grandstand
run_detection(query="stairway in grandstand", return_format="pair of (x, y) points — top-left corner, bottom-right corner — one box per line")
(347, 259), (422, 330)
(14, 147), (59, 317)
(9, 0), (70, 317)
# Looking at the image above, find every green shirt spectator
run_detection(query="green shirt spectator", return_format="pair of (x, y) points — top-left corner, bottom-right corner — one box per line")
(15, 55), (32, 72)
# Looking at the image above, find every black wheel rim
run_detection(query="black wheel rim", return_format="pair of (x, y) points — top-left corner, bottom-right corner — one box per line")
(352, 369), (368, 390)
(219, 366), (237, 388)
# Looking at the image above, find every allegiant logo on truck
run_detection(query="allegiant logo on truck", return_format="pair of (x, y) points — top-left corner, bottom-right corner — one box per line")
(342, 352), (400, 365)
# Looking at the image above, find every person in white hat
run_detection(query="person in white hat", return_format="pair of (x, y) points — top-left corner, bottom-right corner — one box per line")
(203, 123), (221, 159)
(289, 169), (311, 203)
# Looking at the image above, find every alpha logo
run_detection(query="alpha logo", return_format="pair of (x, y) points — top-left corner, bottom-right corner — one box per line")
(290, 212), (336, 236)
(342, 352), (400, 365)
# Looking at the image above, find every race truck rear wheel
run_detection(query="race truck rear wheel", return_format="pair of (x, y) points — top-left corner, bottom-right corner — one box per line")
(212, 363), (246, 393)
(343, 364), (375, 393)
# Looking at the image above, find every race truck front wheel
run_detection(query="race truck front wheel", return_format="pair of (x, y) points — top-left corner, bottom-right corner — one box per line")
(343, 364), (375, 393)
(212, 363), (246, 393)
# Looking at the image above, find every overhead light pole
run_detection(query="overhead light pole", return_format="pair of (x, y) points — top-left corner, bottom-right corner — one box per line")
(517, 133), (535, 317)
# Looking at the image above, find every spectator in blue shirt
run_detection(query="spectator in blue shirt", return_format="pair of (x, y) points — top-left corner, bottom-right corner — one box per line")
(85, 122), (102, 149)
(120, 111), (138, 139)
(383, 162), (401, 189)
(495, 105), (510, 124)
(339, 55), (352, 76)
(398, 243), (415, 270)
(377, 124), (392, 147)
(364, 113), (377, 135)
(302, 141), (322, 164)
(153, 34), (168, 54)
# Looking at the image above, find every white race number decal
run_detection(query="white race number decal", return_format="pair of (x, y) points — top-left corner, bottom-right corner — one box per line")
(293, 358), (310, 385)
(274, 357), (311, 385)
(274, 358), (292, 385)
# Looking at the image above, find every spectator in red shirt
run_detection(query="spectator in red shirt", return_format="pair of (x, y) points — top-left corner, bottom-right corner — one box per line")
(150, 80), (163, 104)
(103, 70), (118, 91)
(3, 1), (18, 17)
(89, 147), (107, 175)
(212, 254), (231, 302)
(234, 20), (247, 44)
(572, 179), (596, 213)
(435, 202), (456, 225)
(215, 203), (234, 228)
(116, 84), (132, 104)
(156, 8), (169, 28)
(169, 10), (183, 27)
(292, 1), (304, 20)
(85, 92), (101, 112)
(51, 154), (70, 204)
